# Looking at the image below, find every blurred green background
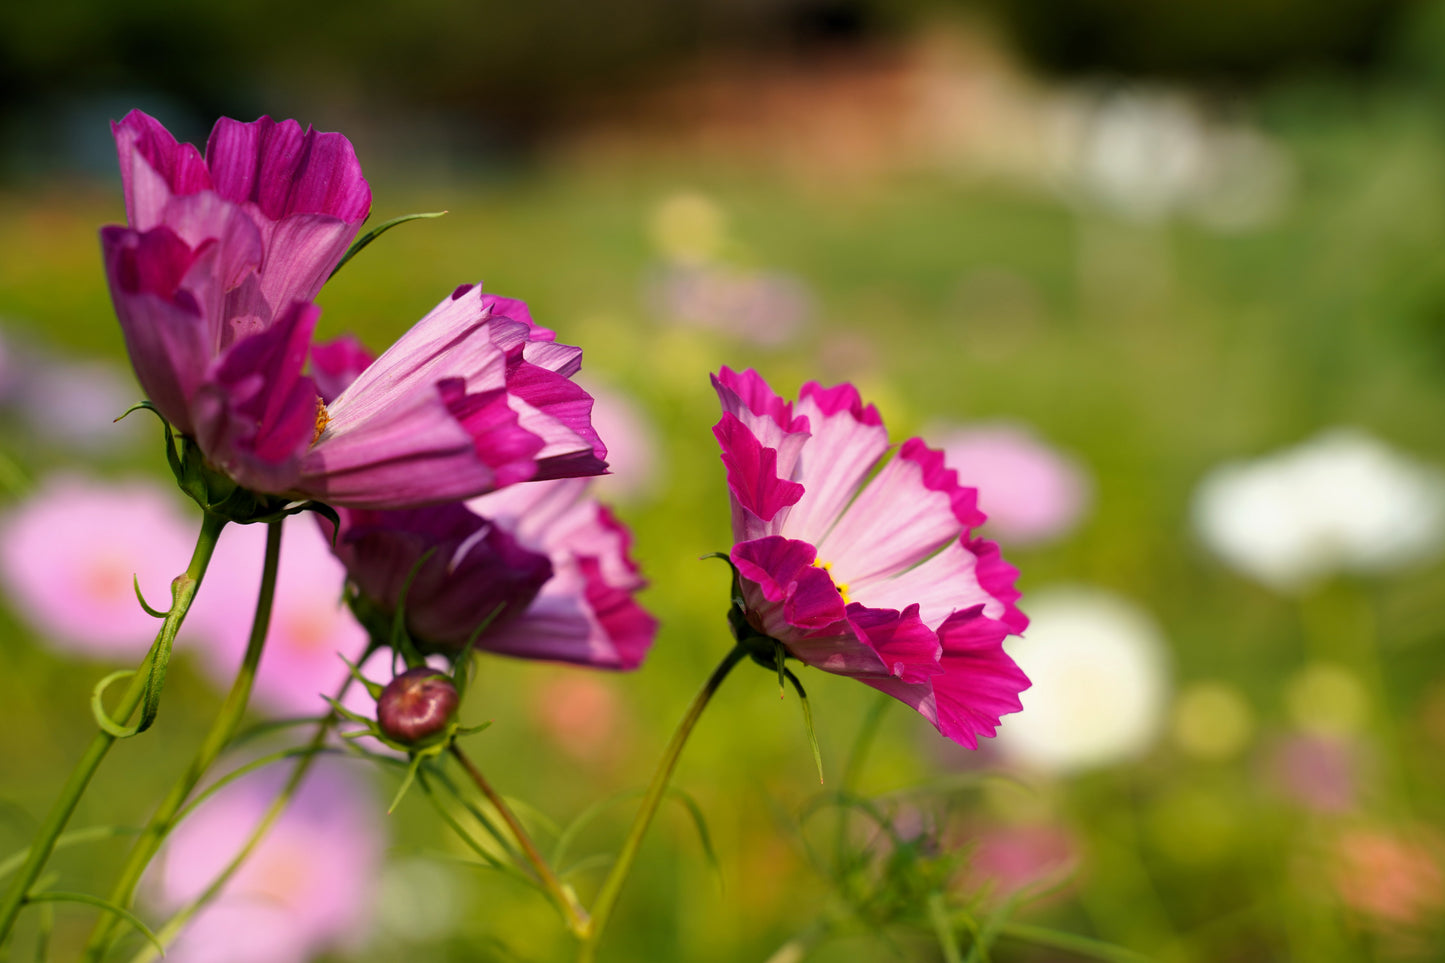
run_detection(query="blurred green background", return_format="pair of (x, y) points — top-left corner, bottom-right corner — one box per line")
(3, 1), (1445, 961)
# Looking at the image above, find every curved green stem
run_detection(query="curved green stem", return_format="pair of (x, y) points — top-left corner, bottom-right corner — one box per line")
(125, 675), (357, 963)
(82, 520), (283, 961)
(450, 743), (589, 934)
(577, 643), (746, 962)
(0, 511), (226, 945)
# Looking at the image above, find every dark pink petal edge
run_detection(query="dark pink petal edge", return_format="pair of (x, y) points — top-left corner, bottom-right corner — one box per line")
(930, 608), (1030, 749)
(713, 366), (808, 433)
(714, 413), (805, 525)
(968, 536), (1028, 633)
(899, 437), (987, 530)
(799, 380), (883, 427)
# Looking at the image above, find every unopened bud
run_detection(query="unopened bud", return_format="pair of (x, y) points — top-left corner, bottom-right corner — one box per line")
(376, 667), (459, 746)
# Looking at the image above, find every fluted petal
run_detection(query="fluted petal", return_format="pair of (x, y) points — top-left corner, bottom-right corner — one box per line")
(206, 116), (370, 225)
(113, 110), (211, 228)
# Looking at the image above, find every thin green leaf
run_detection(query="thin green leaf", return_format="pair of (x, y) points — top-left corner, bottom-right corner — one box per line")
(321, 695), (375, 728)
(557, 852), (615, 879)
(0, 826), (140, 882)
(551, 789), (642, 870)
(328, 210), (447, 279)
(131, 576), (168, 619)
(663, 787), (721, 886)
(336, 654), (384, 700)
(111, 400), (163, 426)
(929, 891), (966, 963)
(175, 747), (340, 825)
(784, 668), (824, 784)
(25, 892), (164, 957)
(388, 756), (424, 814)
(90, 671), (141, 738)
(996, 923), (1154, 963)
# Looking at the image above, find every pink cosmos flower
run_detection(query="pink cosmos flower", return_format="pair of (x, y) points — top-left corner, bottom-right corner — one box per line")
(317, 335), (654, 669)
(0, 474), (197, 658)
(147, 762), (383, 963)
(325, 477), (655, 670)
(712, 367), (1029, 748)
(188, 518), (370, 716)
(101, 111), (606, 509)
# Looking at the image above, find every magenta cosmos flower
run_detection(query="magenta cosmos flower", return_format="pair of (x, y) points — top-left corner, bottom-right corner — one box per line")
(713, 367), (1030, 748)
(316, 336), (654, 669)
(101, 111), (606, 508)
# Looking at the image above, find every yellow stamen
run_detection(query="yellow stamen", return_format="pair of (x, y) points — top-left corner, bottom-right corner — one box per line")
(312, 397), (330, 446)
(815, 559), (850, 605)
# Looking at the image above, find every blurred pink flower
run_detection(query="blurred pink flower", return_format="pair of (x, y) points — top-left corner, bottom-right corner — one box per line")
(647, 264), (813, 346)
(960, 822), (1078, 904)
(327, 476), (655, 670)
(148, 762), (384, 963)
(581, 382), (661, 503)
(189, 518), (369, 715)
(1331, 827), (1445, 930)
(713, 367), (1029, 748)
(1266, 732), (1361, 814)
(529, 674), (629, 765)
(937, 423), (1091, 546)
(0, 475), (195, 658)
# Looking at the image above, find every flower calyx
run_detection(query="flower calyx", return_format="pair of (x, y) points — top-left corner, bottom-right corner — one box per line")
(121, 401), (338, 527)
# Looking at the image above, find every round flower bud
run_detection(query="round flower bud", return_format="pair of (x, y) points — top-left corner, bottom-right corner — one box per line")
(376, 667), (459, 746)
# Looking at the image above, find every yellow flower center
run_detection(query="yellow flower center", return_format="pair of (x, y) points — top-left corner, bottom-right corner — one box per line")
(312, 397), (330, 446)
(815, 559), (850, 605)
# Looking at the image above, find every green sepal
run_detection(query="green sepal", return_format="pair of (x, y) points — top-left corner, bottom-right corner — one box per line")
(329, 210), (448, 280)
(784, 667), (825, 785)
(338, 653), (386, 700)
(321, 694), (376, 728)
(387, 754), (426, 814)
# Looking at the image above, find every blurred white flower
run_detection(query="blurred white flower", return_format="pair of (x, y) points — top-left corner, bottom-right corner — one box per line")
(1048, 86), (1292, 230)
(937, 422), (1091, 546)
(1192, 428), (1445, 592)
(996, 587), (1170, 774)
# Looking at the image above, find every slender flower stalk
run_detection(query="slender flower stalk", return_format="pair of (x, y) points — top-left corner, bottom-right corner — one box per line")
(577, 642), (748, 962)
(82, 520), (284, 961)
(449, 743), (589, 934)
(0, 511), (227, 944)
(125, 676), (358, 963)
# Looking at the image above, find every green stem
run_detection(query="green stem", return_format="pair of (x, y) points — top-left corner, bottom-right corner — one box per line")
(577, 643), (746, 962)
(82, 520), (283, 961)
(0, 511), (226, 945)
(449, 743), (589, 934)
(126, 675), (356, 963)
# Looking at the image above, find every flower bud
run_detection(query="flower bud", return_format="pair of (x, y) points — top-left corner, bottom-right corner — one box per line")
(376, 667), (459, 747)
